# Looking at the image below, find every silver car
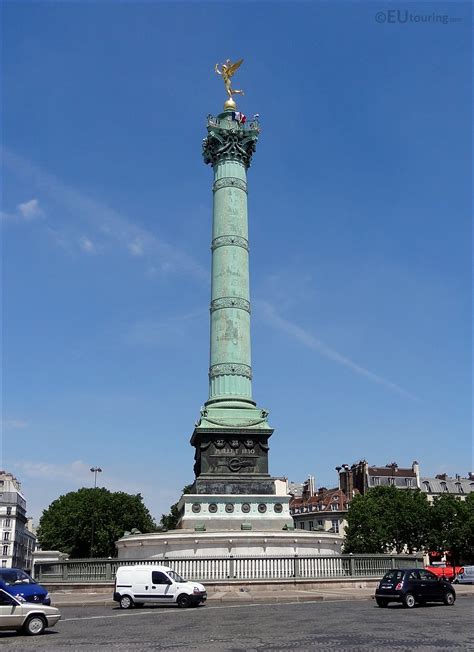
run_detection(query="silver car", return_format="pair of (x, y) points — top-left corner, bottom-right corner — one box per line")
(0, 587), (61, 635)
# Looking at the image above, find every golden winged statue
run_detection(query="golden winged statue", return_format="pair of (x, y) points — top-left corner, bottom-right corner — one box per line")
(215, 59), (244, 109)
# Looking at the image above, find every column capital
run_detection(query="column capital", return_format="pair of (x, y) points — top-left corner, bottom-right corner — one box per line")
(203, 113), (260, 169)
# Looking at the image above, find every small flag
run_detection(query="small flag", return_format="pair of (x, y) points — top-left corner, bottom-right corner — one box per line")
(232, 111), (247, 124)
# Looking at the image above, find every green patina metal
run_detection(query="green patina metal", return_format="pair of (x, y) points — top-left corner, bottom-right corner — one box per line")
(189, 109), (275, 495)
(203, 112), (259, 406)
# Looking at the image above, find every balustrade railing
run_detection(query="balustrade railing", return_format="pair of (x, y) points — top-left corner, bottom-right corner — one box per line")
(34, 554), (423, 583)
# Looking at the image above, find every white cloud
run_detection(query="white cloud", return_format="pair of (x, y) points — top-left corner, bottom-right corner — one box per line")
(257, 300), (419, 400)
(16, 460), (92, 483)
(79, 236), (96, 254)
(2, 147), (207, 281)
(1, 419), (29, 429)
(128, 239), (144, 256)
(9, 459), (177, 523)
(17, 198), (44, 220)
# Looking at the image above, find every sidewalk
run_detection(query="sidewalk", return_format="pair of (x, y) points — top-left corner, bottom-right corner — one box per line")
(49, 584), (474, 608)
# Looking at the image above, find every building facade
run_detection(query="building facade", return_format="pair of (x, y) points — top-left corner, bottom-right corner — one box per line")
(0, 471), (36, 570)
(420, 472), (474, 503)
(289, 477), (348, 535)
(336, 460), (420, 496)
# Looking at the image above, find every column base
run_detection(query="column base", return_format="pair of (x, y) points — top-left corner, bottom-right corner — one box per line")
(178, 494), (293, 531)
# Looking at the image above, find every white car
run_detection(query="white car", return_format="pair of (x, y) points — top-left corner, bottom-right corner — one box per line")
(114, 565), (207, 609)
(455, 565), (474, 584)
(0, 587), (61, 635)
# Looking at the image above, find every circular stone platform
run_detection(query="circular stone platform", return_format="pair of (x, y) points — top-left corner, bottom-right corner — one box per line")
(116, 530), (343, 559)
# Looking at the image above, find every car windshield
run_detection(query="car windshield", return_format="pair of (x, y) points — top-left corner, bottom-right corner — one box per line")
(167, 570), (186, 583)
(382, 570), (404, 582)
(0, 570), (37, 586)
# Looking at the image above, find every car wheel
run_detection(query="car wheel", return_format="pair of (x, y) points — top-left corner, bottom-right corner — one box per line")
(177, 594), (192, 608)
(24, 615), (46, 636)
(403, 593), (416, 609)
(375, 598), (388, 608)
(119, 595), (134, 609)
(443, 592), (455, 606)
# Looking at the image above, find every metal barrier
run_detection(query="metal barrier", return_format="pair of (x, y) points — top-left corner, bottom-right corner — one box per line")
(34, 554), (423, 583)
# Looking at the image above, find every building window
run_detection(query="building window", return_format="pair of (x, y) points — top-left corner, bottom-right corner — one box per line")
(331, 520), (339, 534)
(331, 504), (338, 511)
(373, 477), (380, 486)
(3, 533), (9, 542)
(423, 481), (431, 492)
(332, 494), (338, 501)
(388, 477), (395, 486)
(405, 478), (413, 487)
(1, 560), (6, 567)
(309, 521), (314, 530)
(6, 508), (11, 516)
(440, 482), (448, 492)
(300, 522), (305, 530)
(4, 519), (10, 528)
(317, 520), (323, 527)
(455, 483), (464, 494)
(2, 546), (8, 556)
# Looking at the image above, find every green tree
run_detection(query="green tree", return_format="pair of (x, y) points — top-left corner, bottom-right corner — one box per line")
(37, 488), (157, 558)
(343, 486), (430, 554)
(159, 483), (194, 530)
(427, 493), (474, 569)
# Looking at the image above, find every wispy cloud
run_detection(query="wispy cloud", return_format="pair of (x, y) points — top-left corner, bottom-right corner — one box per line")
(1, 419), (29, 430)
(17, 198), (44, 220)
(257, 300), (418, 400)
(10, 459), (176, 522)
(127, 238), (145, 257)
(1, 198), (44, 222)
(126, 309), (206, 347)
(79, 236), (97, 254)
(15, 460), (92, 483)
(2, 147), (207, 280)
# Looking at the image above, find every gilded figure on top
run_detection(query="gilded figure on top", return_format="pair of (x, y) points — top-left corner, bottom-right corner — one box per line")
(215, 59), (245, 103)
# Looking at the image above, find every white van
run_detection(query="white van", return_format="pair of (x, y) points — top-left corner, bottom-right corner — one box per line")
(455, 565), (474, 584)
(113, 565), (207, 609)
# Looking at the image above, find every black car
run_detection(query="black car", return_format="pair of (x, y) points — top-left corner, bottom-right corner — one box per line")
(375, 568), (456, 608)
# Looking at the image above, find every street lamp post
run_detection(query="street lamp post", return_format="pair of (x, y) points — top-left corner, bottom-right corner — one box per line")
(90, 467), (102, 557)
(90, 467), (102, 488)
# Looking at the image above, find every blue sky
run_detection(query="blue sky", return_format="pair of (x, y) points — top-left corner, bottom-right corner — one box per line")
(1, 1), (472, 524)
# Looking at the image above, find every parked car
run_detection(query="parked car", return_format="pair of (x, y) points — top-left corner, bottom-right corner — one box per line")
(425, 564), (463, 582)
(0, 588), (60, 635)
(375, 568), (456, 608)
(0, 568), (50, 605)
(113, 565), (207, 609)
(454, 565), (474, 584)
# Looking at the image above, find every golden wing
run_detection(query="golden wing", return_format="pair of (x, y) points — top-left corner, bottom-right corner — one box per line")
(226, 58), (244, 78)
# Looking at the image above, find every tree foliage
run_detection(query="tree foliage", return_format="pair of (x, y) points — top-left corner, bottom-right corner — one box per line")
(426, 493), (474, 564)
(159, 484), (194, 530)
(343, 486), (474, 561)
(37, 488), (157, 558)
(343, 486), (430, 554)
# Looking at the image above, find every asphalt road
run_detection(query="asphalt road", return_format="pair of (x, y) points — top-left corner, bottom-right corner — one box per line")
(0, 597), (472, 651)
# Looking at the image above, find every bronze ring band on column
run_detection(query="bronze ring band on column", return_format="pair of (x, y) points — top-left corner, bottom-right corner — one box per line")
(211, 235), (248, 251)
(210, 297), (251, 313)
(213, 177), (247, 193)
(209, 363), (252, 380)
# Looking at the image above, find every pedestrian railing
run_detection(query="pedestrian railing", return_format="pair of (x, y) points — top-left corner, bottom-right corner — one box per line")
(33, 554), (423, 583)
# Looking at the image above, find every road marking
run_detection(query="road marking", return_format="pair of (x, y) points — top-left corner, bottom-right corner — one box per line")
(61, 598), (366, 622)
